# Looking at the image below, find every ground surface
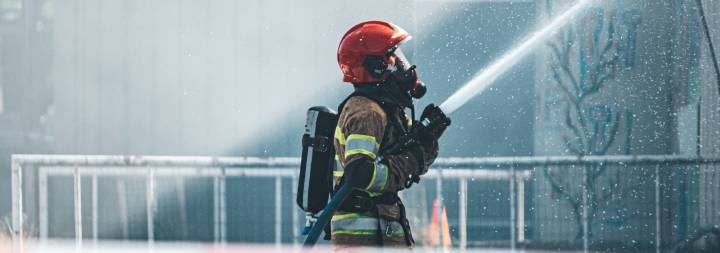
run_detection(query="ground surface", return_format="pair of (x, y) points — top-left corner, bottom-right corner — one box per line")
(1, 240), (583, 253)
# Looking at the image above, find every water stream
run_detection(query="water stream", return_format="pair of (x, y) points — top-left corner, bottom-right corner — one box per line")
(439, 0), (594, 114)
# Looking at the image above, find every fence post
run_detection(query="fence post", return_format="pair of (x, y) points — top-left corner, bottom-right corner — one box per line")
(220, 168), (227, 243)
(292, 173), (299, 245)
(517, 173), (525, 243)
(510, 165), (516, 251)
(582, 164), (589, 253)
(92, 175), (98, 242)
(459, 178), (468, 250)
(655, 164), (661, 253)
(73, 166), (83, 246)
(39, 168), (48, 241)
(146, 168), (155, 243)
(11, 158), (23, 247)
(275, 177), (282, 245)
(213, 176), (220, 242)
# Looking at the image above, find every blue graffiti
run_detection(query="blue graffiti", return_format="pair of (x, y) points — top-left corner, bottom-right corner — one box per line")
(620, 10), (642, 68)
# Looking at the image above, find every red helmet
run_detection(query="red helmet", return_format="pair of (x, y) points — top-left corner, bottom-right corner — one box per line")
(337, 21), (412, 83)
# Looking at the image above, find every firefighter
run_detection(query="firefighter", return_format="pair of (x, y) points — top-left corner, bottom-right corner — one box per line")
(331, 20), (451, 248)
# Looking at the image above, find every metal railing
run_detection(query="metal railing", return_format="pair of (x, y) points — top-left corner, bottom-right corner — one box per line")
(11, 155), (299, 245)
(10, 154), (720, 252)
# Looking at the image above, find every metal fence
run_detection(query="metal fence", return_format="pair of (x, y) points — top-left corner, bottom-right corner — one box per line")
(10, 154), (720, 252)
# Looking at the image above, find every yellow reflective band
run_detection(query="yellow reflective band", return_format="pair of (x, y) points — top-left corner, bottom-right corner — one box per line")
(334, 155), (343, 169)
(331, 230), (376, 236)
(334, 126), (346, 144)
(334, 154), (345, 178)
(345, 149), (377, 160)
(331, 229), (405, 237)
(331, 216), (406, 237)
(332, 213), (374, 221)
(366, 191), (383, 197)
(365, 161), (388, 192)
(346, 134), (380, 150)
(355, 188), (382, 197)
(344, 134), (379, 160)
(379, 163), (389, 189)
(365, 162), (378, 191)
(345, 139), (379, 162)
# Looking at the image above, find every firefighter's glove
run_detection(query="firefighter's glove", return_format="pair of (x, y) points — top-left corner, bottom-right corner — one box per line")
(404, 144), (426, 189)
(415, 103), (451, 145)
(406, 144), (428, 176)
(342, 157), (376, 189)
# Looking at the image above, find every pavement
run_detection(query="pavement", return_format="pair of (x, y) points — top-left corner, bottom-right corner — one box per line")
(1, 240), (584, 253)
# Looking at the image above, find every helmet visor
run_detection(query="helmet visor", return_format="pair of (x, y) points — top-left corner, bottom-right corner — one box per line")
(391, 47), (413, 72)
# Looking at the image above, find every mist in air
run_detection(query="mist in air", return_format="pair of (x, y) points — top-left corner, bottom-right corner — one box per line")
(4, 0), (720, 251)
(1, 0), (537, 233)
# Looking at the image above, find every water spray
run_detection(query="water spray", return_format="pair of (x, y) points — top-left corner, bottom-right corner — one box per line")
(438, 0), (595, 115)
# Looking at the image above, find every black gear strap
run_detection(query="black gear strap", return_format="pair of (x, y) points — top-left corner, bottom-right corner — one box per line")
(338, 191), (401, 213)
(301, 134), (332, 153)
(398, 202), (415, 246)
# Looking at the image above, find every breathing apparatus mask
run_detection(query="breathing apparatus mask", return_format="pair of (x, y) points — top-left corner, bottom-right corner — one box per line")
(386, 47), (427, 100)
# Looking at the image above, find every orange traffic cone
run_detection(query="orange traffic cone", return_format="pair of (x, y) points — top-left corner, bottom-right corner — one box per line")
(428, 199), (439, 246)
(427, 199), (452, 247)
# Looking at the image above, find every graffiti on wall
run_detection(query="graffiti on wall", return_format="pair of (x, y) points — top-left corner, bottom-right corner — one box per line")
(541, 0), (642, 241)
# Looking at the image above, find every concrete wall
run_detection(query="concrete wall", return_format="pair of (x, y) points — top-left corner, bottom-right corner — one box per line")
(533, 0), (689, 247)
(698, 0), (720, 233)
(0, 0), (54, 228)
(47, 0), (417, 157)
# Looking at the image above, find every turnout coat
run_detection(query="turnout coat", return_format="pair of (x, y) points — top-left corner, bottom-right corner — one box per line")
(331, 94), (438, 248)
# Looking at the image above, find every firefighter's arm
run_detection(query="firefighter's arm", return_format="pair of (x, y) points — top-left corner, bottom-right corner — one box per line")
(342, 116), (424, 193)
(413, 103), (450, 167)
(339, 101), (391, 192)
(383, 105), (449, 190)
(342, 114), (430, 193)
(382, 128), (438, 191)
(382, 149), (424, 191)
